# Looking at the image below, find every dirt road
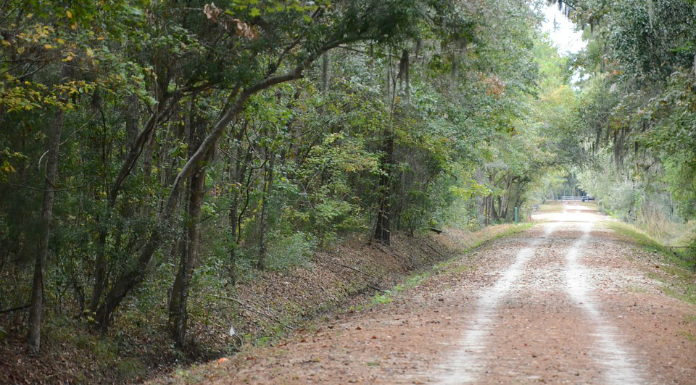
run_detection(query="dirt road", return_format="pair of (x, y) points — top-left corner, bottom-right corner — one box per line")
(201, 204), (696, 384)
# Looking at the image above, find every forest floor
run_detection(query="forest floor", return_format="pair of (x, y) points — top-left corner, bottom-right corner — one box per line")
(152, 202), (696, 384)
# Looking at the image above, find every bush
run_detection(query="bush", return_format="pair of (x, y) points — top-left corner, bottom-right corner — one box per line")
(265, 231), (318, 271)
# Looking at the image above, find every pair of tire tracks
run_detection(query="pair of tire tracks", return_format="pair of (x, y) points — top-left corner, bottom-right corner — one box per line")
(437, 220), (643, 384)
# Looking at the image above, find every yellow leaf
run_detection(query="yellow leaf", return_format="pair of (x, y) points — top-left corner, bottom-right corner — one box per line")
(17, 46), (25, 53)
(27, 13), (34, 19)
(1, 40), (10, 47)
(63, 55), (74, 62)
(44, 44), (53, 49)
(66, 10), (73, 19)
(71, 23), (78, 30)
(56, 38), (65, 44)
(86, 48), (94, 57)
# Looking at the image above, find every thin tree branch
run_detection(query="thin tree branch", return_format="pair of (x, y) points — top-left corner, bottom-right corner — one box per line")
(0, 304), (30, 314)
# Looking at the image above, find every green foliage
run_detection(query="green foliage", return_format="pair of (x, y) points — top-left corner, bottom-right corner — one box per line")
(607, 0), (696, 83)
(371, 291), (393, 305)
(116, 358), (147, 382)
(265, 231), (318, 271)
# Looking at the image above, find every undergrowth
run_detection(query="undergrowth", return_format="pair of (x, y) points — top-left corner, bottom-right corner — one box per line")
(608, 221), (696, 305)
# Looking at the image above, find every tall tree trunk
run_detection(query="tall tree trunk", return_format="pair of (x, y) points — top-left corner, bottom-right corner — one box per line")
(497, 195), (505, 220)
(228, 191), (239, 283)
(490, 195), (499, 222)
(141, 131), (156, 182)
(374, 49), (409, 246)
(256, 150), (275, 270)
(227, 129), (247, 285)
(227, 141), (239, 285)
(399, 49), (410, 102)
(28, 89), (66, 354)
(484, 196), (490, 226)
(168, 96), (204, 346)
(414, 39), (422, 63)
(374, 129), (394, 245)
(89, 230), (107, 314)
(168, 163), (207, 346)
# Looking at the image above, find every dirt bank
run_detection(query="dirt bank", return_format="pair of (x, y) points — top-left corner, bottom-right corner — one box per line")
(1, 225), (517, 385)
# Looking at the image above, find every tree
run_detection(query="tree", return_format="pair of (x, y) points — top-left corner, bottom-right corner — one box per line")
(92, 0), (427, 331)
(27, 67), (69, 354)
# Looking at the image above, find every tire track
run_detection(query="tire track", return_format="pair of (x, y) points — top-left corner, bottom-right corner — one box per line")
(436, 223), (558, 384)
(438, 217), (644, 384)
(564, 222), (644, 384)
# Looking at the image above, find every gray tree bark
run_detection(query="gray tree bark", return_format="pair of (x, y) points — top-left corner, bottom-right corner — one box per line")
(28, 83), (66, 354)
(168, 162), (207, 346)
(256, 149), (275, 270)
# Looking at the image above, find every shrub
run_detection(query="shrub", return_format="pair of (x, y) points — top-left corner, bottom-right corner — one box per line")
(265, 231), (318, 271)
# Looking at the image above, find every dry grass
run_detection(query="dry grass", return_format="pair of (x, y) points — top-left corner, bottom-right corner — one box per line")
(537, 202), (564, 213)
(635, 204), (696, 248)
(609, 220), (696, 305)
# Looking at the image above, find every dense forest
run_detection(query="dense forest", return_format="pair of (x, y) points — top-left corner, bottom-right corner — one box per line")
(1, 0), (694, 382)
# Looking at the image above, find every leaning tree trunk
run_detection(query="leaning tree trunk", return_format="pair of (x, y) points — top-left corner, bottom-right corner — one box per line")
(91, 95), (143, 313)
(89, 96), (174, 316)
(27, 94), (66, 354)
(93, 39), (348, 331)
